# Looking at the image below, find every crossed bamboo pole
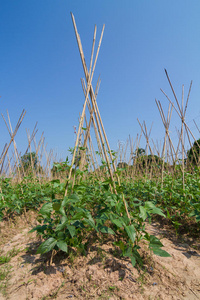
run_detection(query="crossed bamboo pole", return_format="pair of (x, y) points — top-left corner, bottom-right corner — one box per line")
(161, 70), (199, 188)
(65, 13), (130, 220)
(0, 109), (26, 172)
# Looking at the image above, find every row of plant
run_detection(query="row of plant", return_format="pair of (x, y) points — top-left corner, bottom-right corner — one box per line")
(120, 167), (200, 233)
(0, 164), (199, 267)
(30, 176), (170, 267)
(0, 175), (60, 221)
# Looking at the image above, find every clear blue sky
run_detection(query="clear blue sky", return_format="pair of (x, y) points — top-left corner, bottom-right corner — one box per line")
(1, 0), (200, 163)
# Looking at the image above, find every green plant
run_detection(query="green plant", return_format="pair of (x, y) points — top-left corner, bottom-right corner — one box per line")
(30, 171), (170, 268)
(0, 256), (10, 265)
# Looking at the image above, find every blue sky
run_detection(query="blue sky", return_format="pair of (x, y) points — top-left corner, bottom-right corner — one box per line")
(1, 0), (200, 164)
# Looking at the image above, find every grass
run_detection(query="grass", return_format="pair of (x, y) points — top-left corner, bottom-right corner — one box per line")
(0, 264), (12, 296)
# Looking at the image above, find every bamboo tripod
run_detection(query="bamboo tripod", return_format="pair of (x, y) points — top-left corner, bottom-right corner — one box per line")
(161, 69), (199, 188)
(64, 13), (130, 220)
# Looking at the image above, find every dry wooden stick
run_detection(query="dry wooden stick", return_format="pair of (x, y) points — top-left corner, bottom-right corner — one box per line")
(5, 111), (22, 181)
(89, 25), (97, 78)
(193, 119), (200, 134)
(163, 70), (197, 185)
(71, 13), (115, 181)
(24, 123), (38, 155)
(0, 143), (8, 174)
(123, 138), (129, 163)
(80, 77), (104, 166)
(133, 127), (143, 178)
(26, 129), (36, 177)
(64, 41), (101, 195)
(0, 110), (26, 169)
(128, 135), (137, 166)
(70, 13), (130, 220)
(137, 119), (154, 178)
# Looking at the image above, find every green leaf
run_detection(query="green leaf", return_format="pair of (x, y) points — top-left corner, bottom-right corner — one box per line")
(111, 219), (123, 228)
(29, 225), (47, 234)
(84, 218), (97, 231)
(55, 220), (68, 232)
(67, 225), (76, 237)
(124, 225), (136, 243)
(149, 235), (163, 247)
(39, 203), (53, 217)
(152, 247), (171, 257)
(68, 194), (80, 203)
(56, 240), (68, 253)
(36, 237), (57, 254)
(145, 201), (165, 217)
(57, 232), (65, 240)
(139, 206), (147, 221)
(53, 202), (61, 211)
(100, 226), (115, 234)
(196, 215), (200, 222)
(130, 255), (136, 267)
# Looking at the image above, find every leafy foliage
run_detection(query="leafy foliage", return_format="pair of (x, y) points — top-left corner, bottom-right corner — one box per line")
(30, 173), (170, 267)
(0, 176), (58, 220)
(1, 158), (200, 268)
(187, 138), (200, 166)
(20, 152), (38, 172)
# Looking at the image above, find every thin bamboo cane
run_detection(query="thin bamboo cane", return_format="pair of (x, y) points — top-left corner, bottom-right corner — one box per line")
(70, 14), (117, 187)
(6, 111), (22, 181)
(80, 77), (104, 166)
(193, 119), (200, 135)
(0, 110), (26, 168)
(70, 13), (130, 220)
(64, 32), (103, 196)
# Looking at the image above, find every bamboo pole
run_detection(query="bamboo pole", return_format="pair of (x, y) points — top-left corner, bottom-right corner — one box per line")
(70, 13), (131, 220)
(64, 20), (105, 196)
(0, 110), (26, 168)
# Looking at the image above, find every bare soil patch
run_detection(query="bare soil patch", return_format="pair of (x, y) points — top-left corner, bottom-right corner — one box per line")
(0, 213), (199, 300)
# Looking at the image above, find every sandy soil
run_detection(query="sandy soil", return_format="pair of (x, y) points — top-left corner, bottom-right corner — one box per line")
(0, 213), (199, 300)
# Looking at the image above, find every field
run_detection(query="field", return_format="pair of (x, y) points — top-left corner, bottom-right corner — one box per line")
(0, 163), (200, 300)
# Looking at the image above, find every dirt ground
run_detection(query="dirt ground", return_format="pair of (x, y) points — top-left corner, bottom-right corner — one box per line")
(0, 212), (199, 300)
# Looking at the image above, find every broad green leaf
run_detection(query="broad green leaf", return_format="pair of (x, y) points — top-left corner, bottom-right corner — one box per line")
(67, 225), (76, 237)
(68, 194), (80, 203)
(53, 202), (61, 211)
(124, 246), (132, 258)
(114, 241), (125, 251)
(130, 255), (136, 267)
(57, 240), (68, 253)
(39, 203), (53, 217)
(61, 196), (70, 207)
(84, 218), (97, 231)
(145, 201), (165, 217)
(188, 211), (195, 217)
(149, 235), (163, 247)
(196, 215), (200, 222)
(139, 206), (147, 221)
(124, 225), (136, 243)
(29, 225), (47, 234)
(100, 226), (115, 235)
(55, 220), (68, 232)
(57, 232), (66, 240)
(152, 247), (171, 257)
(36, 237), (57, 254)
(111, 219), (123, 228)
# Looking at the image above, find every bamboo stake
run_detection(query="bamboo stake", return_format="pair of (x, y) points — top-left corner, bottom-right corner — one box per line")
(80, 77), (104, 165)
(64, 25), (103, 196)
(0, 110), (26, 168)
(70, 13), (131, 220)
